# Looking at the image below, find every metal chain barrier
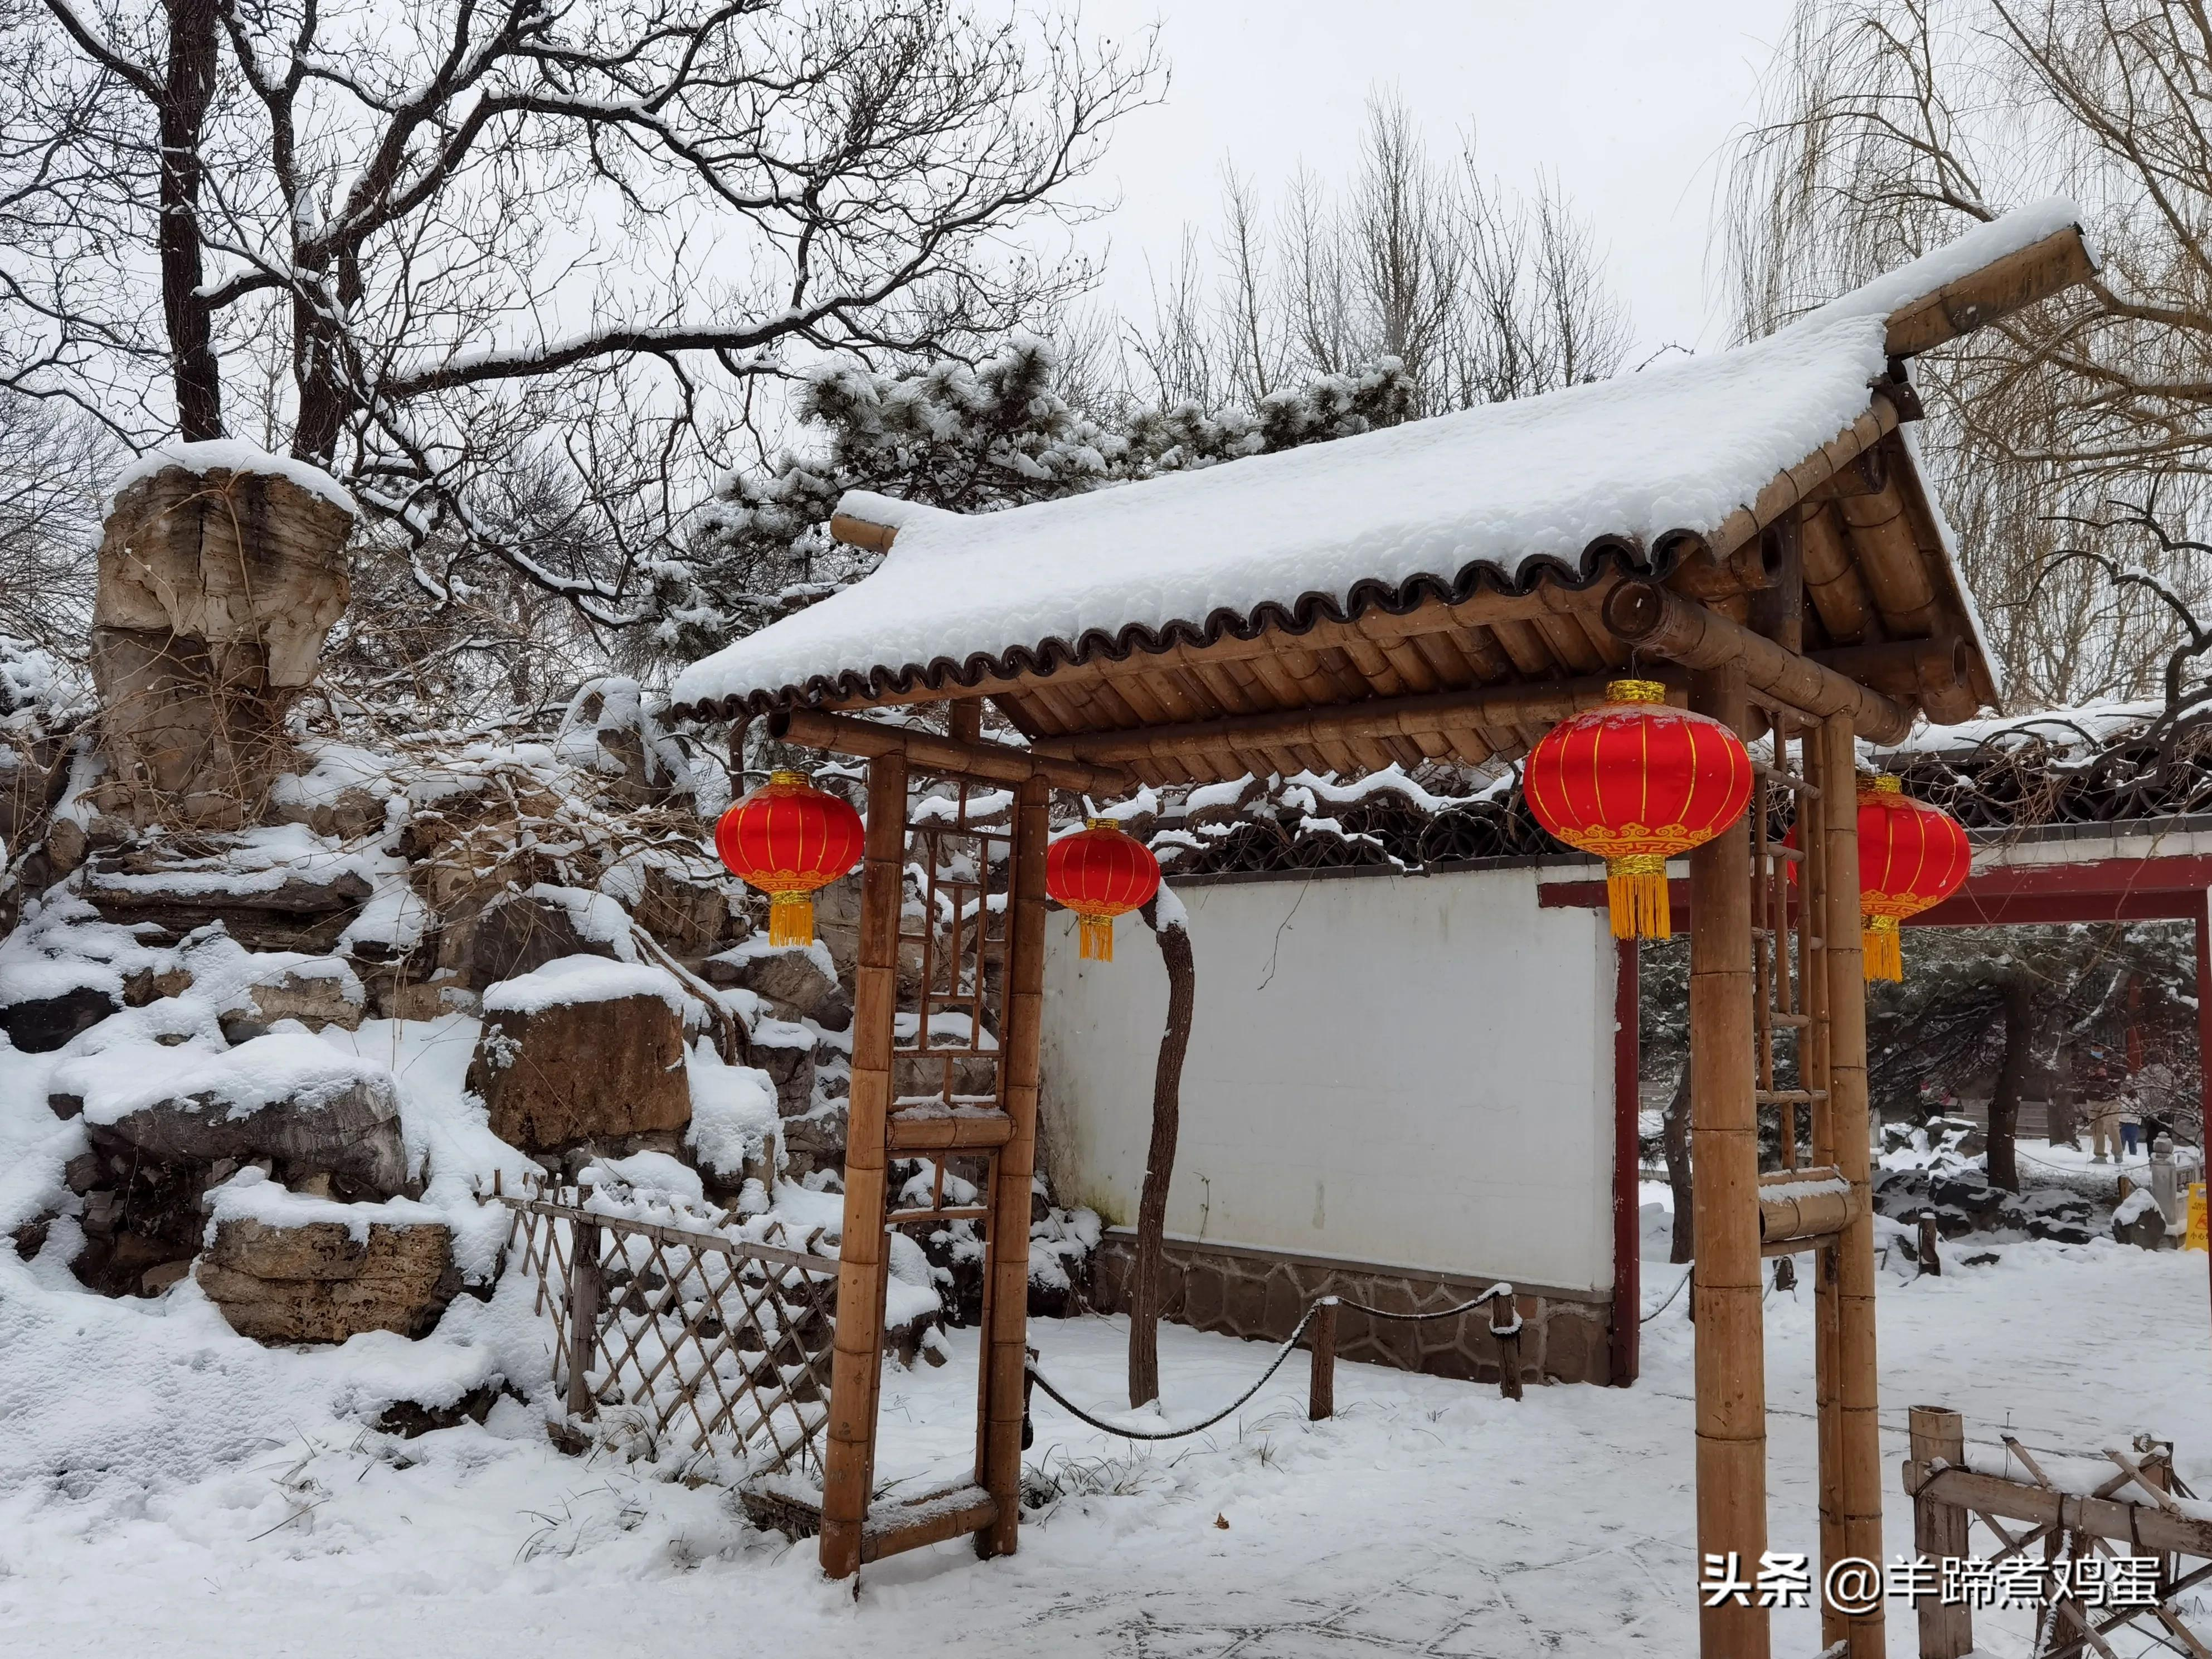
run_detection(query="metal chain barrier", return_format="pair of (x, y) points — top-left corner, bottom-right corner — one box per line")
(1025, 1283), (1521, 1442)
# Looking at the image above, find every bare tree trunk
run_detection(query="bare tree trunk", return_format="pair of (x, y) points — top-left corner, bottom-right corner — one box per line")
(1129, 893), (1194, 1410)
(159, 0), (221, 440)
(1989, 974), (2035, 1193)
(1664, 1062), (1694, 1264)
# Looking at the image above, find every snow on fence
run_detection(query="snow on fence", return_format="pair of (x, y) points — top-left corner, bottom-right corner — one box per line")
(1904, 1405), (2210, 1658)
(493, 1176), (839, 1487)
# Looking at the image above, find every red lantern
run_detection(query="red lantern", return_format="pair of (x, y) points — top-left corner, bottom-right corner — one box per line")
(714, 770), (864, 948)
(1855, 774), (1970, 982)
(1046, 818), (1161, 962)
(1523, 678), (1754, 940)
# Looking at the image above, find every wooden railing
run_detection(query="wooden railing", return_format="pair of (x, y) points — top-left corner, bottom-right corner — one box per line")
(1905, 1404), (2209, 1658)
(494, 1176), (839, 1486)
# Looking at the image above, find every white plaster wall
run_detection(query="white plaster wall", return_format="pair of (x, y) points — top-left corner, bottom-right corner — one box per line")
(1038, 867), (1618, 1294)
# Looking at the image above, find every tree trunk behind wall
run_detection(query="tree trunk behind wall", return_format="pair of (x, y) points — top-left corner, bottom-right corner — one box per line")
(1989, 974), (2035, 1193)
(1129, 897), (1194, 1410)
(1664, 1063), (1694, 1264)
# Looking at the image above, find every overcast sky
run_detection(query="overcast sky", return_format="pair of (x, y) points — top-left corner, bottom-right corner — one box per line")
(1077, 0), (1790, 358)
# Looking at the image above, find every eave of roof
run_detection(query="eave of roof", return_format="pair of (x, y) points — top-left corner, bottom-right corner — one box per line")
(669, 202), (2097, 771)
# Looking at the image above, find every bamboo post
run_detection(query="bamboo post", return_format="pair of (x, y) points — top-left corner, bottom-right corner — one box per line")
(1909, 1405), (1972, 1659)
(1821, 711), (1885, 1656)
(1309, 1299), (1337, 1421)
(1803, 726), (1846, 1643)
(1688, 660), (1771, 1659)
(819, 752), (907, 1579)
(566, 1218), (601, 1420)
(1490, 1290), (1525, 1402)
(1918, 1210), (1942, 1277)
(977, 774), (1048, 1558)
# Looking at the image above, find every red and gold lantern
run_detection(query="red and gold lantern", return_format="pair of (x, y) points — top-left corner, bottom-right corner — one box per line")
(714, 770), (864, 948)
(1854, 773), (1970, 982)
(1046, 818), (1161, 962)
(1523, 678), (1754, 940)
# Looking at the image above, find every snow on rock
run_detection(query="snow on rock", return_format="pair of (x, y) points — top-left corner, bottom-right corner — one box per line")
(55, 1031), (397, 1130)
(684, 1043), (778, 1189)
(524, 882), (641, 960)
(577, 1149), (706, 1206)
(471, 958), (692, 1154)
(203, 1165), (444, 1245)
(105, 438), (358, 517)
(480, 955), (685, 1018)
(706, 937), (843, 1025)
(53, 1032), (412, 1200)
(674, 309), (1894, 706)
(2113, 1187), (2161, 1226)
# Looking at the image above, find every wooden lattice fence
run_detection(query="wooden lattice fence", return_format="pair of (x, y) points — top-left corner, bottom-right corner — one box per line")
(495, 1177), (839, 1487)
(1906, 1405), (2210, 1658)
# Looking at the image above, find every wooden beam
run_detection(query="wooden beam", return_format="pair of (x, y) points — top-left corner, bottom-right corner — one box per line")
(766, 706), (1131, 797)
(818, 751), (907, 1580)
(977, 776), (1049, 1558)
(1610, 938), (1640, 1388)
(1801, 737), (1845, 1645)
(1834, 450), (1942, 639)
(1602, 580), (1915, 743)
(1688, 660), (1770, 1659)
(1909, 1410), (1975, 1659)
(861, 1488), (1000, 1564)
(1705, 403), (1898, 569)
(1884, 226), (2098, 358)
(1809, 637), (1962, 699)
(885, 1110), (1015, 1154)
(1757, 1168), (1859, 1246)
(1819, 713), (1886, 1657)
(1798, 502), (1884, 646)
(828, 511), (898, 553)
(1032, 673), (1682, 769)
(1905, 1462), (2212, 1560)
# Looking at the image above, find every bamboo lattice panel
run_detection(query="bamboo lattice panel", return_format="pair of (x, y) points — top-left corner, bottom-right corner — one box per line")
(500, 1181), (839, 1486)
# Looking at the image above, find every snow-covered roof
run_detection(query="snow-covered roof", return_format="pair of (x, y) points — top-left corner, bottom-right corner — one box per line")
(672, 205), (2091, 783)
(677, 314), (1890, 708)
(1794, 196), (2090, 337)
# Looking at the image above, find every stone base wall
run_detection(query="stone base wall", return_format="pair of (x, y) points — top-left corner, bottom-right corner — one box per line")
(1090, 1231), (1616, 1387)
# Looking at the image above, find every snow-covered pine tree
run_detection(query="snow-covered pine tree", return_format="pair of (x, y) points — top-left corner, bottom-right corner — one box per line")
(646, 340), (1419, 664)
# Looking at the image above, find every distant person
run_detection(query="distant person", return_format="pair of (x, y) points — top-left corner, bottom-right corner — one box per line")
(2120, 1093), (2143, 1159)
(2079, 1045), (2124, 1164)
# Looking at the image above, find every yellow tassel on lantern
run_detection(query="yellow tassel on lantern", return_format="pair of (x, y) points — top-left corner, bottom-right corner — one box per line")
(768, 892), (815, 948)
(1078, 913), (1115, 961)
(1605, 854), (1673, 941)
(1863, 915), (1903, 982)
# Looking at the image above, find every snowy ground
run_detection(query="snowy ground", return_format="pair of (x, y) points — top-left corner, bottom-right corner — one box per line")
(4, 1181), (2208, 1658)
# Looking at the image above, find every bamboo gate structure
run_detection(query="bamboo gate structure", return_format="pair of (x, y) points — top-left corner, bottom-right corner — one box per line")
(669, 211), (2102, 1656)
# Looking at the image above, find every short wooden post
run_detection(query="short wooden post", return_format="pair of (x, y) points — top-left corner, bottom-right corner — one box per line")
(1490, 1289), (1524, 1402)
(977, 775), (1048, 1558)
(819, 752), (907, 1579)
(1689, 660), (1771, 1659)
(566, 1218), (602, 1419)
(1918, 1210), (1942, 1277)
(1307, 1298), (1337, 1420)
(1821, 712), (1886, 1658)
(1909, 1405), (1972, 1659)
